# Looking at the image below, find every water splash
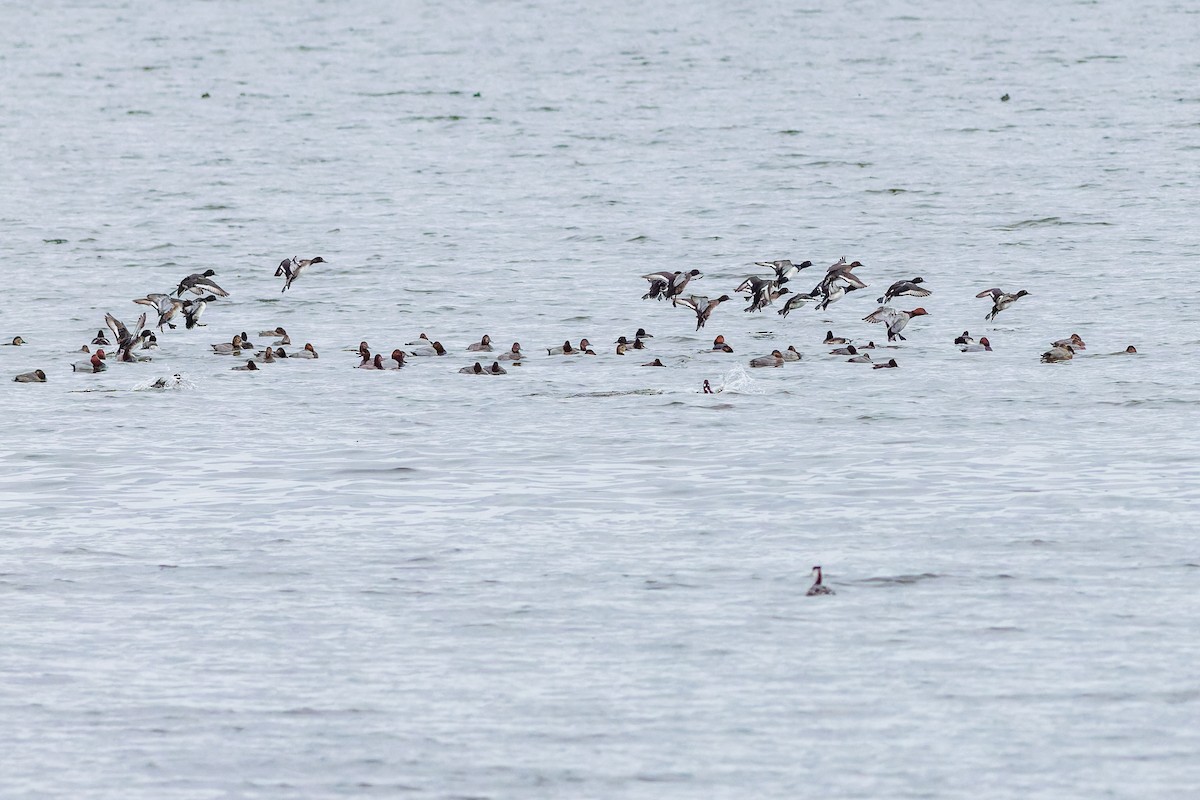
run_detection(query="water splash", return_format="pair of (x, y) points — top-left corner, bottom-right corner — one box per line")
(710, 365), (767, 395)
(132, 373), (195, 391)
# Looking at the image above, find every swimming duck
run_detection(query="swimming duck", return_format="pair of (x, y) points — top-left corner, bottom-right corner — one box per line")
(459, 362), (486, 374)
(960, 337), (992, 352)
(749, 350), (785, 368)
(1051, 333), (1086, 351)
(614, 336), (647, 349)
(277, 256), (325, 292)
(91, 330), (110, 345)
(1120, 345), (1138, 354)
(79, 345), (91, 353)
(498, 342), (523, 361)
(823, 331), (848, 345)
(616, 343), (628, 355)
(848, 351), (874, 363)
(232, 360), (259, 371)
(72, 351), (107, 373)
(467, 335), (493, 352)
(355, 341), (371, 360)
(977, 288), (1030, 320)
(782, 346), (802, 362)
(13, 369), (46, 383)
(488, 362), (507, 375)
(253, 347), (283, 363)
(380, 349), (405, 369)
(4, 336), (25, 346)
(184, 296), (218, 329)
(625, 328), (654, 340)
(269, 332), (292, 346)
(259, 327), (288, 339)
(288, 343), (319, 359)
(117, 345), (152, 363)
(806, 566), (835, 596)
(211, 335), (246, 354)
(859, 341), (878, 350)
(953, 331), (974, 346)
(872, 359), (900, 369)
(877, 277), (930, 304)
(404, 333), (432, 346)
(547, 339), (590, 355)
(711, 335), (731, 351)
(409, 341), (447, 356)
(141, 333), (159, 350)
(641, 358), (665, 367)
(862, 307), (930, 342)
(674, 295), (731, 330)
(831, 344), (859, 356)
(1041, 344), (1075, 363)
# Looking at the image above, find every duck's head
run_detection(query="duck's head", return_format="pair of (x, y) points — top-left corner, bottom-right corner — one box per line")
(909, 308), (929, 317)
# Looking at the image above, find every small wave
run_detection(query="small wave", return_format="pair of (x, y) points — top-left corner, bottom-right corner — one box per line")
(712, 365), (767, 395)
(859, 572), (941, 585)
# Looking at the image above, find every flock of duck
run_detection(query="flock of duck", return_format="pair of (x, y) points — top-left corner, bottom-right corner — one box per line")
(6, 254), (1137, 386)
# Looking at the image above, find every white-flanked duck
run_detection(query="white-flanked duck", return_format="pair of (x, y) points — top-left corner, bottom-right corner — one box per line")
(379, 349), (404, 369)
(755, 259), (812, 283)
(14, 369), (46, 383)
(806, 566), (835, 596)
(953, 331), (974, 346)
(184, 295), (218, 329)
(547, 339), (590, 355)
(176, 269), (229, 297)
(674, 295), (731, 330)
(862, 306), (930, 342)
(824, 331), (848, 345)
(409, 341), (447, 357)
(72, 351), (107, 373)
(288, 343), (319, 359)
(960, 337), (992, 352)
(877, 276), (930, 304)
(977, 287), (1030, 320)
(641, 269), (702, 302)
(467, 335), (493, 352)
(777, 292), (816, 317)
(404, 333), (432, 346)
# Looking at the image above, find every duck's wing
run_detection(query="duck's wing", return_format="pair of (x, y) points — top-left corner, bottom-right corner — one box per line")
(673, 295), (703, 312)
(863, 306), (900, 325)
(641, 270), (675, 283)
(194, 278), (229, 297)
(976, 288), (1003, 299)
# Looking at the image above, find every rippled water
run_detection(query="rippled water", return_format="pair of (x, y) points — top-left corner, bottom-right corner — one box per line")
(3, 0), (1199, 796)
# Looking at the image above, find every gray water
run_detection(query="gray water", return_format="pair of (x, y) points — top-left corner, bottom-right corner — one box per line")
(2, 0), (1199, 797)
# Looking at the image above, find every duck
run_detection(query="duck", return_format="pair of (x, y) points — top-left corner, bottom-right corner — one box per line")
(117, 345), (152, 363)
(277, 256), (325, 292)
(134, 294), (185, 330)
(641, 358), (665, 367)
(252, 347), (278, 364)
(1041, 344), (1075, 363)
(409, 341), (447, 357)
(674, 295), (731, 330)
(498, 342), (523, 361)
(355, 341), (371, 360)
(847, 351), (874, 364)
(288, 343), (319, 359)
(702, 379), (714, 394)
(872, 359), (900, 369)
(467, 334), (493, 352)
(711, 335), (731, 351)
(176, 269), (229, 297)
(877, 276), (930, 304)
(379, 349), (405, 369)
(830, 344), (858, 356)
(616, 343), (628, 355)
(269, 332), (292, 346)
(1051, 333), (1086, 351)
(960, 337), (992, 352)
(806, 566), (835, 596)
(232, 360), (259, 371)
(105, 312), (146, 351)
(184, 295), (218, 329)
(488, 362), (507, 375)
(258, 327), (288, 339)
(641, 269), (702, 302)
(1119, 345), (1138, 354)
(749, 350), (785, 368)
(862, 307), (930, 342)
(823, 331), (848, 345)
(953, 331), (974, 346)
(977, 287), (1030, 320)
(625, 328), (654, 340)
(755, 259), (812, 282)
(404, 333), (432, 346)
(859, 341), (878, 350)
(613, 336), (647, 348)
(13, 369), (46, 383)
(459, 362), (486, 375)
(3, 336), (25, 346)
(141, 333), (159, 350)
(211, 335), (246, 354)
(357, 353), (379, 369)
(777, 292), (816, 317)
(91, 330), (111, 345)
(744, 284), (791, 313)
(78, 345), (91, 353)
(782, 346), (802, 362)
(548, 339), (591, 355)
(72, 351), (107, 373)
